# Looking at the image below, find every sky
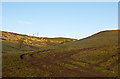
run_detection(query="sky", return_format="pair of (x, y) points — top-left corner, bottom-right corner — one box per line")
(2, 2), (118, 39)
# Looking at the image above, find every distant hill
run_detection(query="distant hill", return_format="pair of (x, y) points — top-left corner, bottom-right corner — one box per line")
(1, 31), (77, 52)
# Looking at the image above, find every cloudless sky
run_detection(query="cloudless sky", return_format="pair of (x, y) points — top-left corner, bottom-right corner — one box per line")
(2, 2), (118, 39)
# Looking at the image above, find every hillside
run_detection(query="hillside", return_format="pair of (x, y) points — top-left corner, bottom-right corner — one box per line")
(2, 30), (120, 77)
(1, 31), (76, 53)
(57, 30), (118, 49)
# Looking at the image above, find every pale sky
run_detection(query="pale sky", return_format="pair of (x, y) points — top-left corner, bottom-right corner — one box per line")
(2, 2), (118, 39)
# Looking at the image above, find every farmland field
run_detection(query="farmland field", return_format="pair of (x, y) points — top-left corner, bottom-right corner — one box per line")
(1, 30), (120, 77)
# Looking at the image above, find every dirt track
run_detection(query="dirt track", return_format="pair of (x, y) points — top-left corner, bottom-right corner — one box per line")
(19, 46), (117, 77)
(20, 49), (53, 59)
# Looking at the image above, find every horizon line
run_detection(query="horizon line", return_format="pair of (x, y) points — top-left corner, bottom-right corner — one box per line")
(1, 29), (119, 40)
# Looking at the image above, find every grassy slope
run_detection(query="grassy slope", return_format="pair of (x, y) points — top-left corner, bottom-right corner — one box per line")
(2, 30), (120, 77)
(2, 31), (76, 53)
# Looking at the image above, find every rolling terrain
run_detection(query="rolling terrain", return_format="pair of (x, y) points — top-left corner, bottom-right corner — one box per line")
(2, 31), (76, 53)
(2, 30), (120, 77)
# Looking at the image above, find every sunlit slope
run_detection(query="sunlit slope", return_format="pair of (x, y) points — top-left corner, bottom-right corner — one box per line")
(1, 31), (76, 52)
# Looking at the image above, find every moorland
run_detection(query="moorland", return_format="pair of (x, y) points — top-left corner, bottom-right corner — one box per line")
(1, 30), (119, 77)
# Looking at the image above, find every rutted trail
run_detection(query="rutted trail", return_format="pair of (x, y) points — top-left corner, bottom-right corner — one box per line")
(20, 49), (54, 59)
(19, 47), (107, 77)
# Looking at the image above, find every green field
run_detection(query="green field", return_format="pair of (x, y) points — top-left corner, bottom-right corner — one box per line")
(2, 30), (120, 77)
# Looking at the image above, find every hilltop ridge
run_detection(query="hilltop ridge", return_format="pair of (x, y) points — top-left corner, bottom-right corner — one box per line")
(1, 31), (77, 52)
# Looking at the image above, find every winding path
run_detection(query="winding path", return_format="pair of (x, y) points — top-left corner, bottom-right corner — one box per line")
(19, 46), (117, 77)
